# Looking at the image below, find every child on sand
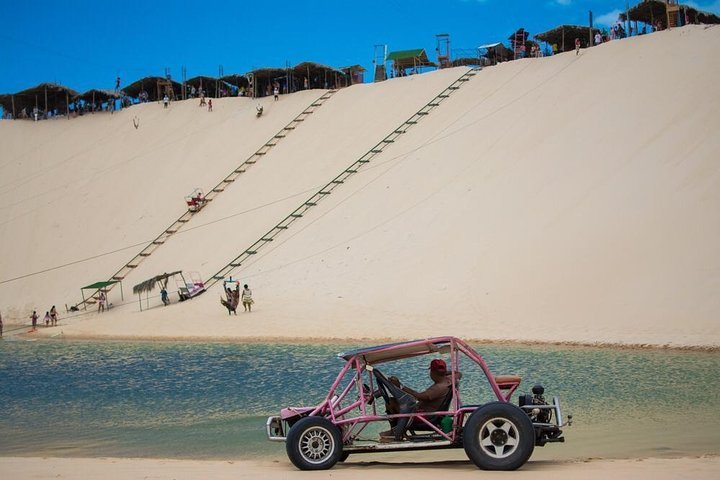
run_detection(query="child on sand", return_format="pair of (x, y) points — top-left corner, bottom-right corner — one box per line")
(208, 99), (213, 112)
(575, 38), (581, 55)
(44, 311), (51, 327)
(30, 311), (38, 331)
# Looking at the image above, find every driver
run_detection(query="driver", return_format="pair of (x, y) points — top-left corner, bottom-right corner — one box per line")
(395, 359), (452, 412)
(380, 359), (452, 440)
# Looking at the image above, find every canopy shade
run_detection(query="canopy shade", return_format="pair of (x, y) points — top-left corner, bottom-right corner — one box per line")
(339, 337), (452, 364)
(82, 281), (119, 290)
(386, 49), (435, 70)
(386, 49), (426, 61)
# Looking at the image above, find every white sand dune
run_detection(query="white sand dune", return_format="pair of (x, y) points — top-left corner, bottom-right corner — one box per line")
(1, 26), (719, 348)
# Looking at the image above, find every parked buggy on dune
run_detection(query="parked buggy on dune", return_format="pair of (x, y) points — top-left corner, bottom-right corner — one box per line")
(267, 337), (570, 471)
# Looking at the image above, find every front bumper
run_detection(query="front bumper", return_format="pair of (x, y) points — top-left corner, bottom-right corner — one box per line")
(266, 416), (286, 442)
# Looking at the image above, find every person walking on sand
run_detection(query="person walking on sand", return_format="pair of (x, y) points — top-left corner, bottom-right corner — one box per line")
(163, 95), (169, 108)
(273, 85), (279, 101)
(208, 98), (213, 112)
(43, 311), (51, 327)
(241, 284), (254, 312)
(98, 292), (106, 313)
(199, 93), (206, 107)
(575, 37), (581, 55)
(30, 310), (38, 332)
(50, 305), (58, 326)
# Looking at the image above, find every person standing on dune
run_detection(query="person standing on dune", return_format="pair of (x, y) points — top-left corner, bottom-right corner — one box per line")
(242, 284), (253, 312)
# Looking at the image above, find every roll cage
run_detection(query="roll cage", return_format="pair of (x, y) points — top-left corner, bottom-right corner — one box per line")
(271, 337), (524, 449)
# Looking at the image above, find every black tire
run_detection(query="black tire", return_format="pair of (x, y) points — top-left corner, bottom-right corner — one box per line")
(463, 402), (535, 470)
(338, 451), (350, 463)
(286, 416), (343, 470)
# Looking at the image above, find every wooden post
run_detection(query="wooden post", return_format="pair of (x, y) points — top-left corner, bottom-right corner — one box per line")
(65, 91), (69, 119)
(92, 91), (95, 113)
(138, 293), (142, 312)
(562, 27), (565, 52)
(11, 94), (15, 119)
(44, 86), (48, 116)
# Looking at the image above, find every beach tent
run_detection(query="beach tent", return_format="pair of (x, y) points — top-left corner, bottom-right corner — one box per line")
(0, 83), (78, 120)
(535, 25), (601, 53)
(386, 49), (436, 76)
(80, 280), (123, 311)
(132, 271), (182, 311)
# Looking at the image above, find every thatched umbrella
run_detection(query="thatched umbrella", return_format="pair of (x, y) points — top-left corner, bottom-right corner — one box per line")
(133, 271), (182, 311)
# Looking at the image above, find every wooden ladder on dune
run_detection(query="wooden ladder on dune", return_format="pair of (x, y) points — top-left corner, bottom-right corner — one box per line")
(205, 68), (481, 290)
(73, 90), (338, 310)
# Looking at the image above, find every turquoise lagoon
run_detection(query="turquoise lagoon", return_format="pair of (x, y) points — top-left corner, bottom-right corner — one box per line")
(1, 340), (719, 460)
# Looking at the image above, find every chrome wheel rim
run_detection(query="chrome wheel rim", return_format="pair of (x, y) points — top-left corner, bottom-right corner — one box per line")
(479, 417), (520, 459)
(299, 426), (335, 464)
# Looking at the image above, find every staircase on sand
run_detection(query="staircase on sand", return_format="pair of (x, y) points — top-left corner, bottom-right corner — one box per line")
(205, 68), (481, 290)
(74, 89), (338, 309)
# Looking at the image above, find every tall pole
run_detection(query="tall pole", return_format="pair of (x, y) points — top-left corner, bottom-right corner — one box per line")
(44, 86), (48, 116)
(589, 10), (593, 46)
(11, 94), (15, 119)
(626, 1), (630, 36)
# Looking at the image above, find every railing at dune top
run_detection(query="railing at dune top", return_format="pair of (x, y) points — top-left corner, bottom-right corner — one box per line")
(205, 67), (481, 290)
(73, 90), (338, 310)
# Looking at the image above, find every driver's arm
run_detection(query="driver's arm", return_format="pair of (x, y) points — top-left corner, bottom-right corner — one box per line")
(399, 383), (444, 402)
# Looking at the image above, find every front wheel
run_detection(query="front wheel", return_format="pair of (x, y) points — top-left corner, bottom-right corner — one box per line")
(463, 402), (535, 470)
(286, 416), (343, 470)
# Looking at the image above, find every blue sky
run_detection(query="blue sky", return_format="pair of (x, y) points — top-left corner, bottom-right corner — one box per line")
(1, 0), (718, 93)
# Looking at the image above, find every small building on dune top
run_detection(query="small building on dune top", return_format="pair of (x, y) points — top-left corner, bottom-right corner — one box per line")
(386, 49), (436, 77)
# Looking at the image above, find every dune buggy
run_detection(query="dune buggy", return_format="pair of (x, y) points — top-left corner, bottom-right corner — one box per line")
(267, 336), (570, 470)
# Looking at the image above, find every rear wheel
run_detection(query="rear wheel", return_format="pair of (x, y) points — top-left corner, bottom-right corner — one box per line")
(286, 416), (343, 470)
(463, 402), (535, 470)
